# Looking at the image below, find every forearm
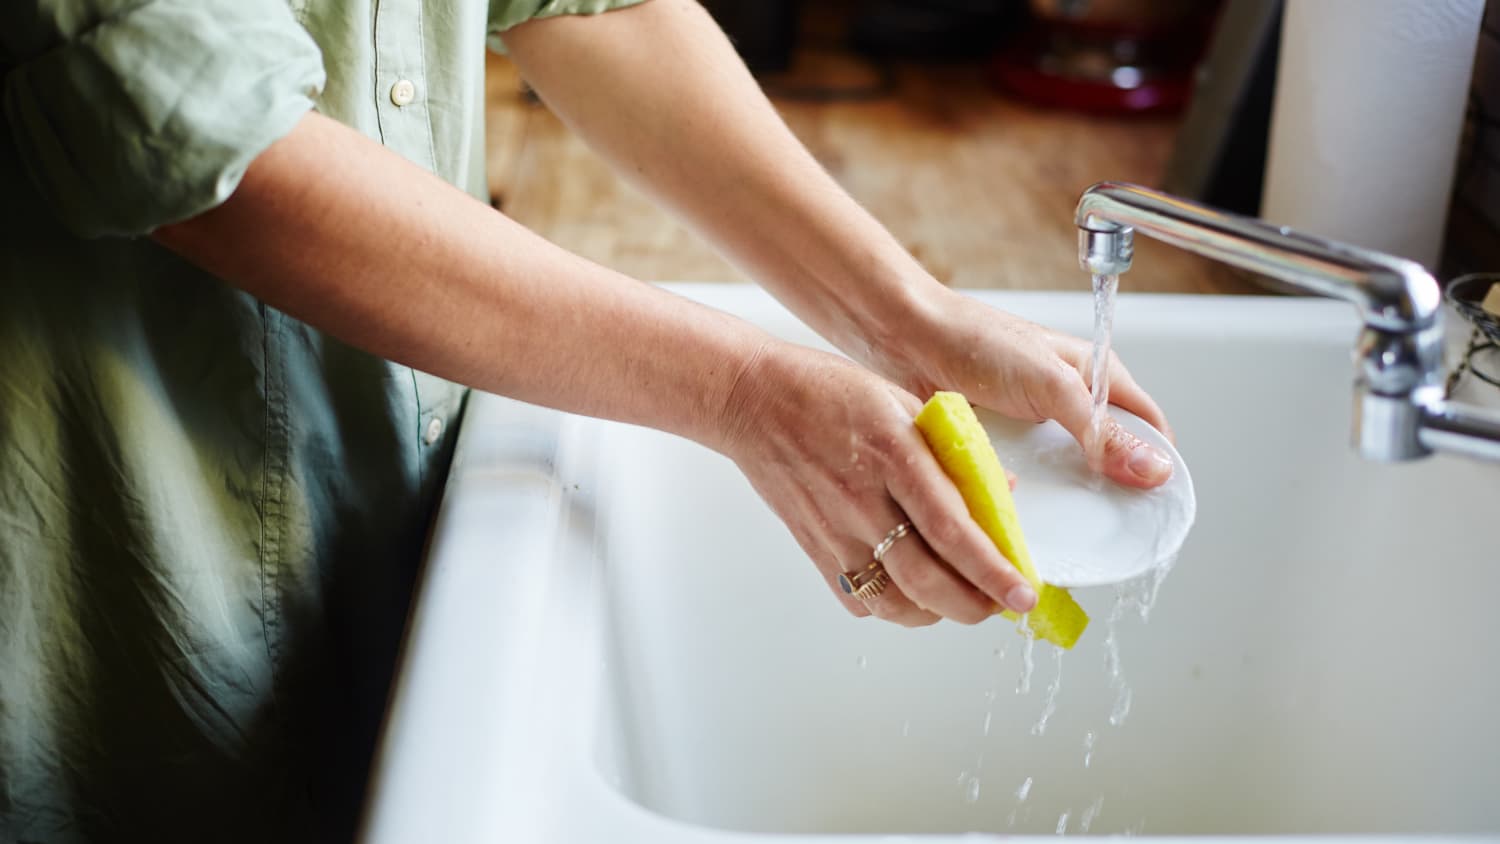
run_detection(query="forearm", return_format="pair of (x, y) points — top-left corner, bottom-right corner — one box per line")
(156, 110), (767, 449)
(502, 0), (942, 367)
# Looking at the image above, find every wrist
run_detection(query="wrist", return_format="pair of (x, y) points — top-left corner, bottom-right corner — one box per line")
(710, 337), (835, 461)
(842, 266), (956, 396)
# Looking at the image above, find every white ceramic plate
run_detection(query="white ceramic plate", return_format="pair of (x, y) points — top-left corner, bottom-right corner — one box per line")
(976, 406), (1197, 589)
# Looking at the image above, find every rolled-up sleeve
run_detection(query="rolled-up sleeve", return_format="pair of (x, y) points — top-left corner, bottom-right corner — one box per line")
(3, 2), (326, 238)
(488, 0), (650, 48)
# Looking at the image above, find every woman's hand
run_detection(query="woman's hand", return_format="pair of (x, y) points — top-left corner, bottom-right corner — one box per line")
(502, 0), (1171, 624)
(864, 285), (1175, 490)
(717, 341), (1039, 626)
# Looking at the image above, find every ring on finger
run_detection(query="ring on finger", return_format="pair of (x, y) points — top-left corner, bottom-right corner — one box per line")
(873, 521), (913, 563)
(837, 560), (891, 601)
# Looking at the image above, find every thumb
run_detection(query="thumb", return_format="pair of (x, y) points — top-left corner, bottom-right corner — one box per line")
(1046, 372), (1173, 489)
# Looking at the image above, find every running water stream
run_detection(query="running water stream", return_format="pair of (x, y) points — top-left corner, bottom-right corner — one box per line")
(1085, 274), (1121, 473)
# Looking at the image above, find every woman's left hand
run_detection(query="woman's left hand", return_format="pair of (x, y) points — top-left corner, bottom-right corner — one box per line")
(863, 285), (1176, 490)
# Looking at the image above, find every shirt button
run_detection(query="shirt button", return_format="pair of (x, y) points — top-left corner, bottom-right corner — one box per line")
(390, 79), (417, 107)
(423, 417), (444, 446)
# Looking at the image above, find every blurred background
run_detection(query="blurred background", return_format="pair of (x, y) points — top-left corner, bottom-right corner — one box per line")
(484, 0), (1500, 294)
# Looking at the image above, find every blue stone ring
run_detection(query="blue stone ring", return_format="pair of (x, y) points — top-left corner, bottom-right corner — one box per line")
(838, 560), (890, 602)
(837, 521), (911, 601)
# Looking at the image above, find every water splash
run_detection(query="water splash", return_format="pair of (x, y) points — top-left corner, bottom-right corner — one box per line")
(1103, 589), (1132, 728)
(1031, 647), (1065, 735)
(1103, 621), (1123, 681)
(957, 768), (986, 806)
(1115, 552), (1179, 623)
(959, 640), (1011, 804)
(1109, 686), (1134, 727)
(959, 752), (987, 803)
(955, 497), (1177, 829)
(1018, 618), (1037, 694)
(965, 777), (982, 804)
(1081, 796), (1105, 832)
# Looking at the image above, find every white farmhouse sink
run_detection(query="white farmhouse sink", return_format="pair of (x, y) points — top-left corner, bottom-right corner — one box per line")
(361, 286), (1500, 843)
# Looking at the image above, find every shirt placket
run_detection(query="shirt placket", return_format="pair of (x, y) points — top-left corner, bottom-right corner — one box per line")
(373, 0), (438, 174)
(373, 0), (458, 474)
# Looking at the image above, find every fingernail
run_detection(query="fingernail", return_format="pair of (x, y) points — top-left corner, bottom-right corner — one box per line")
(1127, 444), (1174, 482)
(1006, 584), (1038, 613)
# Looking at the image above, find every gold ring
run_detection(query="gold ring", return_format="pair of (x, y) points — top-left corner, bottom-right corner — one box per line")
(873, 521), (912, 563)
(838, 560), (891, 601)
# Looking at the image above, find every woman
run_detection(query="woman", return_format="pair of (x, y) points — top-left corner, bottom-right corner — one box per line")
(0, 0), (1172, 840)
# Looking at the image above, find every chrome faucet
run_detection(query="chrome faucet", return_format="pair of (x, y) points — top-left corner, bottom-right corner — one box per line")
(1075, 181), (1500, 463)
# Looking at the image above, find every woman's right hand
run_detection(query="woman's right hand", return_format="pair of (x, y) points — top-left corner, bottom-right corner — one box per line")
(714, 341), (1038, 626)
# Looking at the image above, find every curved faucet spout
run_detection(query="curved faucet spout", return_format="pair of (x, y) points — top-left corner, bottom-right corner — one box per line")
(1070, 182), (1500, 463)
(1075, 182), (1441, 333)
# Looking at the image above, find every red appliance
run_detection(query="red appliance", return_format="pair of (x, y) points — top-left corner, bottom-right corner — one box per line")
(992, 0), (1222, 115)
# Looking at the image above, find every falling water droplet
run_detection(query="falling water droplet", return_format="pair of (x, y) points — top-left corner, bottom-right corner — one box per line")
(1082, 731), (1097, 768)
(856, 655), (867, 669)
(1104, 630), (1121, 680)
(1109, 686), (1133, 727)
(1056, 810), (1071, 835)
(901, 719), (911, 738)
(1018, 620), (1037, 694)
(1015, 776), (1034, 801)
(1081, 796), (1104, 832)
(1032, 648), (1065, 735)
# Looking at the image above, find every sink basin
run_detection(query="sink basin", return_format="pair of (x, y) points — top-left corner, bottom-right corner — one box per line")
(361, 285), (1500, 842)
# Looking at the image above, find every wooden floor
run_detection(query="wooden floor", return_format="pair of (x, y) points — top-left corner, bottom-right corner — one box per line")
(484, 48), (1260, 295)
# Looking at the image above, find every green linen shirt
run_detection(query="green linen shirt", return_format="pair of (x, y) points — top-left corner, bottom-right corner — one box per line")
(1, 1), (642, 840)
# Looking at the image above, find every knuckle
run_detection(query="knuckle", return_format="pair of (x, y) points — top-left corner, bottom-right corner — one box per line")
(1043, 364), (1082, 400)
(921, 516), (967, 552)
(886, 554), (929, 591)
(972, 560), (1021, 598)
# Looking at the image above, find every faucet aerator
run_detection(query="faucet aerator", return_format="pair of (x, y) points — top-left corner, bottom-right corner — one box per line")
(1079, 228), (1134, 277)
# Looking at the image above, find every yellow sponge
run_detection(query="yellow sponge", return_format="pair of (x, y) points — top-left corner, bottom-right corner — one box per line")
(913, 391), (1089, 649)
